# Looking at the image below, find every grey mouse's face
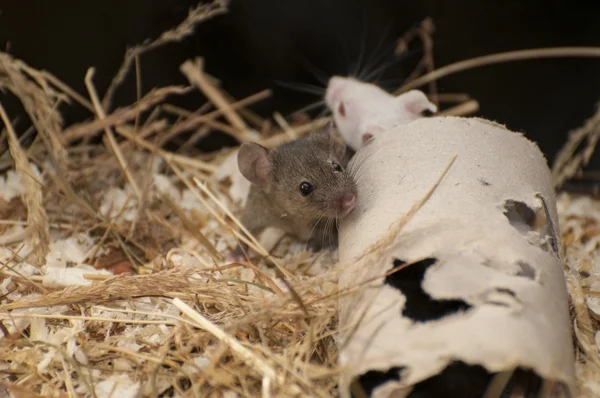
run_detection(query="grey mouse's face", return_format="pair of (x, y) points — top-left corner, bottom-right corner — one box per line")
(270, 129), (357, 220)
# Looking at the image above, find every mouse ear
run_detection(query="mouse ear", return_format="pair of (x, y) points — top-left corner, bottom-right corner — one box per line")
(396, 90), (437, 116)
(238, 142), (272, 186)
(360, 125), (384, 145)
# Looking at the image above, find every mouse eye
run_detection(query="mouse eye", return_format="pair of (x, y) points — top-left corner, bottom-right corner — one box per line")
(338, 102), (346, 117)
(332, 161), (343, 172)
(421, 109), (434, 117)
(299, 181), (314, 196)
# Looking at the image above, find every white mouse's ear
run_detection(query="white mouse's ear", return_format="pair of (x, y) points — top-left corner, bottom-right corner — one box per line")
(238, 142), (272, 186)
(396, 90), (437, 116)
(360, 125), (384, 146)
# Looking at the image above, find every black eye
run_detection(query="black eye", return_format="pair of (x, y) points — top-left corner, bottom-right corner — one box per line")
(299, 181), (314, 196)
(332, 162), (343, 172)
(421, 109), (434, 117)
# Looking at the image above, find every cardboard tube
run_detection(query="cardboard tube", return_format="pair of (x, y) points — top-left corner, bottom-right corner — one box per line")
(337, 117), (574, 398)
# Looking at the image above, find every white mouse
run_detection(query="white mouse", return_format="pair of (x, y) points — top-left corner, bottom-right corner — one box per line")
(325, 76), (438, 151)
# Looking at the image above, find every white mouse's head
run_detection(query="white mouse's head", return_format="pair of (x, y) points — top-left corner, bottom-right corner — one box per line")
(325, 76), (437, 151)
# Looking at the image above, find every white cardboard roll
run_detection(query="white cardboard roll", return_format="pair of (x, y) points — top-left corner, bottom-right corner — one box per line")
(337, 116), (574, 397)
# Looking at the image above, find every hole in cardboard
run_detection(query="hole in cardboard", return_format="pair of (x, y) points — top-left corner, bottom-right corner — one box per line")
(401, 363), (547, 398)
(503, 200), (536, 231)
(484, 287), (520, 308)
(386, 258), (472, 322)
(352, 366), (405, 397)
(516, 260), (536, 279)
(405, 361), (492, 398)
(499, 368), (546, 398)
(502, 197), (560, 256)
(486, 301), (510, 308)
(495, 287), (516, 297)
(350, 362), (554, 397)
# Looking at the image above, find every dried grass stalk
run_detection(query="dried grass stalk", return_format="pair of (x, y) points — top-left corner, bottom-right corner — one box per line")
(397, 47), (600, 94)
(1, 268), (212, 310)
(180, 58), (254, 140)
(0, 52), (69, 178)
(102, 0), (228, 110)
(164, 88), (272, 142)
(552, 103), (600, 187)
(84, 68), (142, 199)
(62, 85), (191, 143)
(0, 104), (50, 265)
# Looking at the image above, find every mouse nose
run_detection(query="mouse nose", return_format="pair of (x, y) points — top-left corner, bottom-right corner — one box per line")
(338, 193), (356, 216)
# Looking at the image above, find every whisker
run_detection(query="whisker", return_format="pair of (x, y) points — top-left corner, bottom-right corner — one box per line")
(377, 77), (411, 91)
(327, 217), (335, 249)
(349, 148), (382, 180)
(297, 54), (330, 86)
(332, 17), (352, 77)
(306, 215), (325, 247)
(321, 217), (329, 250)
(364, 58), (403, 84)
(316, 104), (332, 119)
(328, 218), (336, 249)
(352, 170), (368, 186)
(290, 100), (327, 117)
(274, 80), (325, 96)
(359, 21), (394, 81)
(351, 13), (370, 78)
(364, 48), (424, 85)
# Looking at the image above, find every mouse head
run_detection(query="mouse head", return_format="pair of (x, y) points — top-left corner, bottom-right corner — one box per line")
(325, 76), (437, 150)
(238, 122), (357, 219)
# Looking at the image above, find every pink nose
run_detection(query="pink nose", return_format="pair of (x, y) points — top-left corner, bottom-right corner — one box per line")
(338, 193), (356, 215)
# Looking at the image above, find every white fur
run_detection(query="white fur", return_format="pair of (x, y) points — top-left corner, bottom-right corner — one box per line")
(325, 76), (437, 151)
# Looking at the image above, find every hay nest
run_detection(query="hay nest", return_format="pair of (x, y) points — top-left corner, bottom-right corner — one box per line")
(0, 2), (600, 397)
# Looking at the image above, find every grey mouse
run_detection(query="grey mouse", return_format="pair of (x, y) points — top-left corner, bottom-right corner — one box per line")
(235, 122), (357, 257)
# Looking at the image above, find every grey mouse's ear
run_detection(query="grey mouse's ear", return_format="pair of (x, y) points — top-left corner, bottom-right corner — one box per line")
(238, 142), (272, 186)
(396, 90), (437, 116)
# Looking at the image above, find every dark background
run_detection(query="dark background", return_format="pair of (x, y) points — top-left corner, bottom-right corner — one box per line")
(1, 0), (600, 172)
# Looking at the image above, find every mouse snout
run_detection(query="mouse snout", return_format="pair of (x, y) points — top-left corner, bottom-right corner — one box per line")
(327, 76), (345, 89)
(325, 76), (345, 105)
(337, 193), (356, 217)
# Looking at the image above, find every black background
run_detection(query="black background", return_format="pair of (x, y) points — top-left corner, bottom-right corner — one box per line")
(1, 0), (600, 170)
